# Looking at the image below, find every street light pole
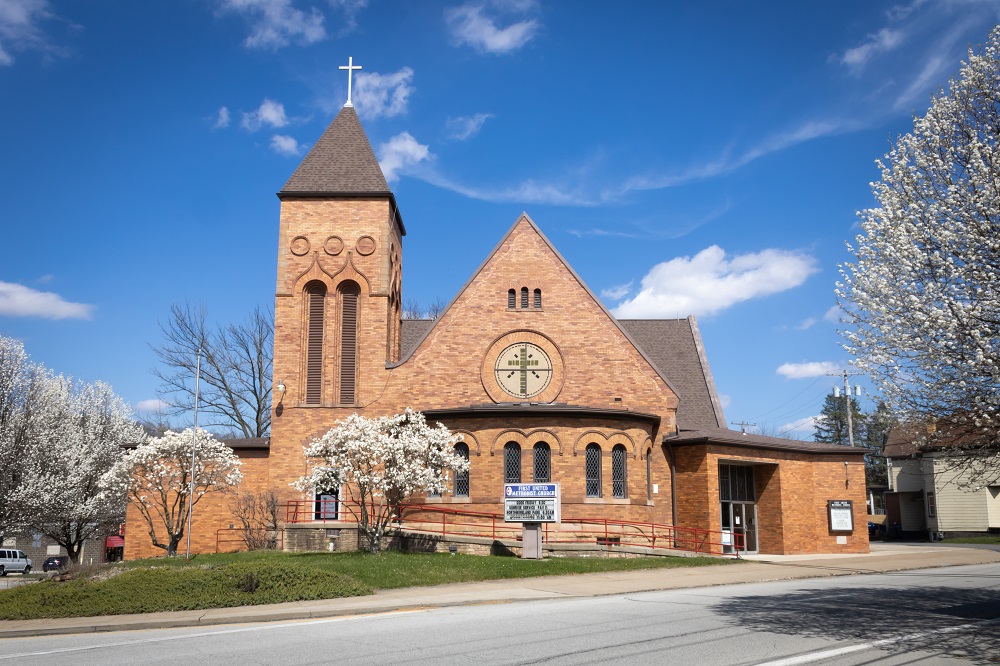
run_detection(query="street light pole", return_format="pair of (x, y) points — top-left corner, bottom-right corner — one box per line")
(185, 348), (202, 560)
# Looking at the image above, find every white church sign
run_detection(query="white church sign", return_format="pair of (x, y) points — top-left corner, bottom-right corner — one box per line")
(504, 483), (560, 523)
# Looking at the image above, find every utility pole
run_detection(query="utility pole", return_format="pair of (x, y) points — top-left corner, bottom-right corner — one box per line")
(186, 348), (202, 560)
(826, 370), (863, 447)
(730, 420), (756, 435)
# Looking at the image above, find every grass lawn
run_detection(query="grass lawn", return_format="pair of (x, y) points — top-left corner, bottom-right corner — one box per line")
(0, 550), (736, 621)
(942, 535), (1000, 544)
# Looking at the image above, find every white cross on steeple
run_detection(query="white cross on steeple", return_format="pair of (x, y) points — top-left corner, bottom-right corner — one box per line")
(340, 56), (362, 108)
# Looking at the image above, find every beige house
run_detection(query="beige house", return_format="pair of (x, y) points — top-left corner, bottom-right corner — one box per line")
(885, 426), (1000, 539)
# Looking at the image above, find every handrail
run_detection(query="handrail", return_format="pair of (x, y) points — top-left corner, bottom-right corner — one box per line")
(282, 500), (744, 556)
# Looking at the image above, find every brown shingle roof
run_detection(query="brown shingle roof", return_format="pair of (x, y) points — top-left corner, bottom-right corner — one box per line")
(669, 428), (865, 456)
(618, 318), (726, 430)
(280, 105), (390, 196)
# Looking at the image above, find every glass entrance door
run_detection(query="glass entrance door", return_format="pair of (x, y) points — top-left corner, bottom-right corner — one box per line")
(719, 464), (759, 554)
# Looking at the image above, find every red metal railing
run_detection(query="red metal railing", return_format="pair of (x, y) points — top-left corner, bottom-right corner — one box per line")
(283, 500), (743, 556)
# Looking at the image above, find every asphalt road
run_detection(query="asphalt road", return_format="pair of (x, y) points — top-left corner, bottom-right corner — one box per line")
(1, 563), (998, 666)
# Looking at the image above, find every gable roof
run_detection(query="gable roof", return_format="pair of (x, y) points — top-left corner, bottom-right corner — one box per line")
(391, 213), (681, 398)
(618, 318), (726, 430)
(279, 105), (391, 197)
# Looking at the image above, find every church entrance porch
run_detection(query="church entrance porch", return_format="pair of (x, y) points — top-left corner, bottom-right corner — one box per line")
(719, 463), (758, 554)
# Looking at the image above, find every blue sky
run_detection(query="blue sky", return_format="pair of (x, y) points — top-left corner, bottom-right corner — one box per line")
(1, 1), (997, 437)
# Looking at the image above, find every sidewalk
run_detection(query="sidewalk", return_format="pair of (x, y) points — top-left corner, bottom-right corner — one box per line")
(2, 543), (998, 639)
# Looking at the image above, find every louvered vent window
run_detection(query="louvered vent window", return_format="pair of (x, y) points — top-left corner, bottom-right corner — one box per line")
(454, 443), (470, 497)
(533, 443), (550, 482)
(304, 281), (327, 405)
(585, 444), (602, 497)
(533, 289), (542, 308)
(339, 281), (361, 405)
(508, 289), (516, 309)
(612, 445), (627, 498)
(504, 442), (521, 484)
(520, 287), (529, 309)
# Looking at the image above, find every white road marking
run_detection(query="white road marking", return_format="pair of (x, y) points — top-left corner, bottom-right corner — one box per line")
(0, 609), (426, 660)
(754, 618), (999, 666)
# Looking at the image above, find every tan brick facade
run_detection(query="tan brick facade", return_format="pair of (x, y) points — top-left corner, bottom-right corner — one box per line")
(124, 107), (870, 559)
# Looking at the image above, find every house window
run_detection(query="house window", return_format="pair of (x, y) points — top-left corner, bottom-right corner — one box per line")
(454, 443), (470, 497)
(585, 443), (602, 497)
(504, 442), (521, 484)
(520, 287), (529, 309)
(533, 443), (550, 483)
(508, 289), (516, 309)
(304, 281), (327, 404)
(533, 288), (542, 308)
(926, 492), (936, 517)
(612, 445), (627, 498)
(338, 281), (361, 405)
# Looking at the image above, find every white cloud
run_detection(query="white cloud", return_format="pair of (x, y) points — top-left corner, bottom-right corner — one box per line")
(776, 361), (839, 379)
(611, 245), (818, 318)
(838, 28), (904, 71)
(377, 132), (431, 182)
(135, 398), (171, 413)
(329, 0), (368, 35)
(779, 415), (818, 437)
(0, 281), (93, 319)
(718, 394), (732, 409)
(446, 113), (493, 140)
(445, 1), (539, 54)
(270, 134), (303, 156)
(601, 282), (632, 301)
(824, 305), (843, 323)
(0, 0), (58, 66)
(353, 67), (413, 119)
(241, 99), (289, 131)
(796, 316), (817, 331)
(217, 0), (325, 50)
(214, 106), (231, 129)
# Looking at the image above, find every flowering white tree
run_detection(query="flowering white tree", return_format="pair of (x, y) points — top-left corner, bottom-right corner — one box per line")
(296, 409), (468, 554)
(15, 377), (145, 563)
(839, 26), (1000, 485)
(0, 337), (41, 543)
(105, 429), (243, 556)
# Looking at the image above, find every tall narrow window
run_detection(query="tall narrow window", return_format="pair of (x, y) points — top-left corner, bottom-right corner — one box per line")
(585, 444), (602, 497)
(504, 442), (521, 484)
(520, 287), (529, 309)
(533, 443), (550, 482)
(612, 445), (627, 498)
(304, 281), (326, 404)
(646, 449), (652, 500)
(338, 281), (361, 404)
(533, 288), (542, 309)
(508, 289), (516, 309)
(454, 443), (470, 497)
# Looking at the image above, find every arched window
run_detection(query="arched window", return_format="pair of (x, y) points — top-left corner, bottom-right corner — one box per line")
(304, 281), (327, 405)
(508, 289), (516, 309)
(504, 442), (521, 484)
(533, 443), (550, 482)
(646, 449), (652, 500)
(454, 443), (470, 497)
(338, 281), (361, 404)
(585, 444), (602, 497)
(533, 288), (542, 309)
(520, 287), (529, 309)
(612, 445), (627, 498)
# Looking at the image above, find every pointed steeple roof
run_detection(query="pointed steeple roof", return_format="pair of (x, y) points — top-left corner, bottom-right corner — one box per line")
(279, 105), (391, 197)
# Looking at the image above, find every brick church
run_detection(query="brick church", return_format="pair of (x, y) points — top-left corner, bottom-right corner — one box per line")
(125, 96), (869, 559)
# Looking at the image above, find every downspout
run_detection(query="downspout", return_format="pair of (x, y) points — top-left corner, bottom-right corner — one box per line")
(663, 438), (678, 528)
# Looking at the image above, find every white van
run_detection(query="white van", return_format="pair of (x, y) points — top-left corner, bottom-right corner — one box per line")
(0, 549), (32, 575)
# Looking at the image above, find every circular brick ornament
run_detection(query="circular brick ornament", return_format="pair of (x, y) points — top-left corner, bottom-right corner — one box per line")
(324, 235), (344, 256)
(356, 235), (376, 256)
(290, 236), (310, 256)
(481, 330), (563, 404)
